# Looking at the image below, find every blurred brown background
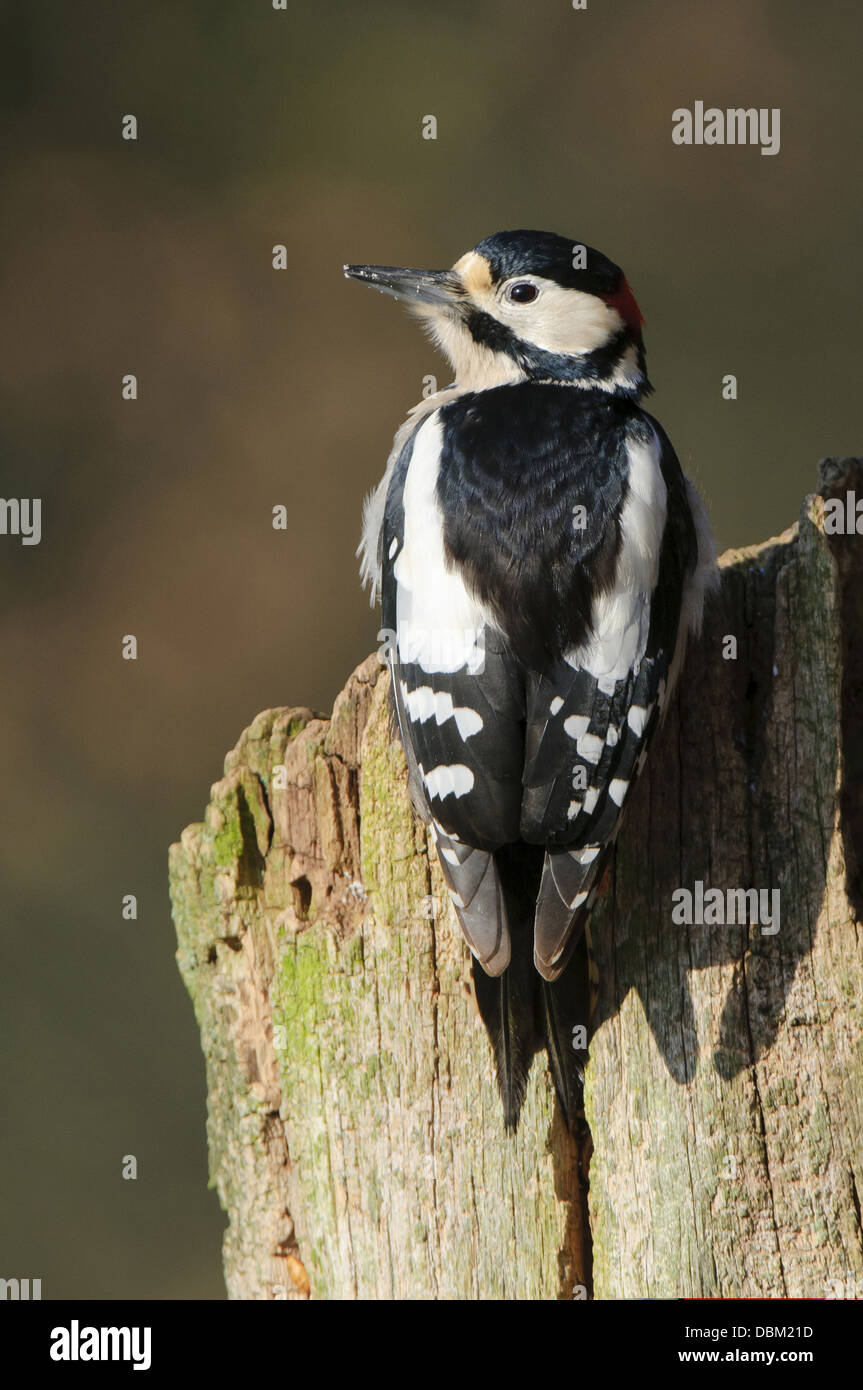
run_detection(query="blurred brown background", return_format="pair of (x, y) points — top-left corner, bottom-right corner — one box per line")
(0, 0), (860, 1298)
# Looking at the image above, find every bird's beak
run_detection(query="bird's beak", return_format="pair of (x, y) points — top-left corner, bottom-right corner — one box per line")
(343, 263), (464, 310)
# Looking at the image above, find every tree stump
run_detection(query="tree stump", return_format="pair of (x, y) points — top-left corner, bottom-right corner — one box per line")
(169, 458), (863, 1300)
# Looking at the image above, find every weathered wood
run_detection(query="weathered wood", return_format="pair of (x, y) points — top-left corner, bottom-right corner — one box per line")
(170, 459), (863, 1300)
(586, 459), (863, 1298)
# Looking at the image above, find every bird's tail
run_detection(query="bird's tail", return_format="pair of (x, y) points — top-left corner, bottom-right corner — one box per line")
(472, 843), (590, 1131)
(538, 933), (590, 1129)
(473, 940), (535, 1129)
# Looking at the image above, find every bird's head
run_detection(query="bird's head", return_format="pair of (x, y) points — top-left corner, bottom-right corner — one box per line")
(344, 229), (650, 397)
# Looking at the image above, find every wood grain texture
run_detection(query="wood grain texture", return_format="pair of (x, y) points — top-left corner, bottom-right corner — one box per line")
(170, 460), (862, 1300)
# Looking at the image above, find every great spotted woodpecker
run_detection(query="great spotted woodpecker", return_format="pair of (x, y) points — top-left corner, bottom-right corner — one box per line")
(345, 230), (717, 1129)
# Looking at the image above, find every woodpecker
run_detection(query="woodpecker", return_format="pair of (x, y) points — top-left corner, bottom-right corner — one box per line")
(345, 230), (717, 1129)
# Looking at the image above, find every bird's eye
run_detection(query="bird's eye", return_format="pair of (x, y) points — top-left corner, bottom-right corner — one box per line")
(505, 280), (539, 304)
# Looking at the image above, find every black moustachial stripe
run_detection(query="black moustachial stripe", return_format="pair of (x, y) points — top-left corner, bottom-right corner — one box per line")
(436, 383), (635, 670)
(464, 309), (649, 392)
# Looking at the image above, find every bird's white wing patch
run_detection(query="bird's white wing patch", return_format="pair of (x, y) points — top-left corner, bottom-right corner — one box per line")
(358, 388), (463, 603)
(564, 426), (667, 691)
(421, 763), (475, 800)
(393, 414), (494, 674)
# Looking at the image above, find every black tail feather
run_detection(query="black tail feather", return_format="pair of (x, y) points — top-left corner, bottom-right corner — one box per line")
(538, 934), (591, 1131)
(473, 843), (591, 1131)
(473, 918), (536, 1129)
(473, 843), (541, 1128)
(498, 961), (534, 1129)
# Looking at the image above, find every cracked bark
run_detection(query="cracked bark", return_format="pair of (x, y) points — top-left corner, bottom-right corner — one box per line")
(170, 459), (863, 1300)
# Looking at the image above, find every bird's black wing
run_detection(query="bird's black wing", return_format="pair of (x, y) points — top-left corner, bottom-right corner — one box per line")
(522, 420), (699, 979)
(380, 417), (526, 975)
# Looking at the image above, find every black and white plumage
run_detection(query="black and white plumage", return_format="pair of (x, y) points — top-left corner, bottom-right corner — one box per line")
(346, 230), (717, 1129)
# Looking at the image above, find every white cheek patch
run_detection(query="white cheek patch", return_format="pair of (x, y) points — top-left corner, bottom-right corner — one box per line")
(482, 276), (624, 356)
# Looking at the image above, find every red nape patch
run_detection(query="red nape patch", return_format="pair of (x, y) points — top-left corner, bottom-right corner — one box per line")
(602, 278), (645, 335)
